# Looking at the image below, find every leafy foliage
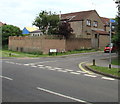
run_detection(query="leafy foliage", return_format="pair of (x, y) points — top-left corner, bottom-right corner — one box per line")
(59, 21), (73, 39)
(32, 11), (59, 35)
(2, 24), (22, 46)
(112, 16), (120, 54)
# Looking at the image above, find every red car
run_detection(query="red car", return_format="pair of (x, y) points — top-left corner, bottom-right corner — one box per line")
(104, 43), (117, 53)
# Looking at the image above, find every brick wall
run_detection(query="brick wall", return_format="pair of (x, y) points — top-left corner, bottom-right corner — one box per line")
(9, 36), (66, 54)
(9, 36), (92, 54)
(66, 38), (91, 51)
(99, 35), (109, 48)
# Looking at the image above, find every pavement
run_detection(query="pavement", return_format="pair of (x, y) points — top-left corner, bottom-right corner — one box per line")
(93, 57), (119, 69)
(81, 54), (120, 79)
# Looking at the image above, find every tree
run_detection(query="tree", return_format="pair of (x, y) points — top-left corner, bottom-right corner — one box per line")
(59, 21), (73, 39)
(2, 24), (22, 46)
(112, 16), (120, 54)
(32, 11), (59, 35)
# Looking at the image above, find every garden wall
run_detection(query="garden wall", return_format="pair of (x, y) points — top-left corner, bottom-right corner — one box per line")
(9, 36), (92, 54)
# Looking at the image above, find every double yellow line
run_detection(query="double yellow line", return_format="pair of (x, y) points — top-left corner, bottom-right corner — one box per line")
(79, 62), (93, 74)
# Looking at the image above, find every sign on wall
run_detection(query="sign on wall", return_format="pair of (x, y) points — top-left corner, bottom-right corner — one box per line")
(49, 49), (57, 53)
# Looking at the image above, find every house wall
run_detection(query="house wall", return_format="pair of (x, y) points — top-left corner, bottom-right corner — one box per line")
(30, 33), (43, 36)
(22, 28), (29, 34)
(69, 21), (83, 38)
(99, 35), (109, 48)
(69, 11), (105, 39)
(83, 11), (105, 38)
(105, 26), (110, 32)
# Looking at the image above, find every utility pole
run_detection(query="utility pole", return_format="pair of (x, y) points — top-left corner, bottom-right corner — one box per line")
(0, 26), (2, 50)
(109, 21), (112, 69)
(109, 19), (116, 69)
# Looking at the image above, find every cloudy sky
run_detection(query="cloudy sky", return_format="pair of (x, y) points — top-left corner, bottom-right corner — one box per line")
(0, 0), (117, 29)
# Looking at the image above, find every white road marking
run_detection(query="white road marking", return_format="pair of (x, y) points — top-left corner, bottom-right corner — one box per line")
(37, 65), (44, 67)
(36, 87), (91, 103)
(24, 64), (30, 66)
(101, 77), (115, 81)
(76, 71), (86, 73)
(64, 69), (73, 71)
(47, 69), (56, 71)
(54, 67), (62, 70)
(39, 67), (46, 69)
(15, 63), (22, 65)
(45, 66), (52, 68)
(0, 75), (13, 81)
(29, 60), (58, 65)
(84, 74), (97, 78)
(9, 62), (15, 64)
(57, 70), (67, 73)
(70, 72), (80, 75)
(5, 61), (10, 63)
(31, 66), (37, 67)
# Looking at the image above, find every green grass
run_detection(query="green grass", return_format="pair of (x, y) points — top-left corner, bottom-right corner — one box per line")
(1, 50), (48, 58)
(112, 58), (120, 66)
(56, 49), (97, 55)
(0, 48), (98, 58)
(90, 65), (120, 77)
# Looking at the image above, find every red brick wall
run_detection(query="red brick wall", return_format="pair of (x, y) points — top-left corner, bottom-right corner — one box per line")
(9, 36), (92, 54)
(99, 35), (109, 48)
(9, 36), (66, 54)
(66, 38), (91, 51)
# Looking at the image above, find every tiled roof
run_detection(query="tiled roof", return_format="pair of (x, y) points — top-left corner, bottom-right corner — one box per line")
(25, 27), (38, 32)
(0, 22), (6, 26)
(30, 29), (42, 33)
(61, 10), (96, 21)
(93, 30), (109, 35)
(100, 17), (110, 26)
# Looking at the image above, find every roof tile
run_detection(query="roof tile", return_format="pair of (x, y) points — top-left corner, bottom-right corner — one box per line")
(61, 10), (96, 21)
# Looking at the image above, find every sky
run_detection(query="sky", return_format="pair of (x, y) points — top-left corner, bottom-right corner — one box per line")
(0, 0), (118, 29)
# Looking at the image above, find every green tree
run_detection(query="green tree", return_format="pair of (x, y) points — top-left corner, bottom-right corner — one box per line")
(32, 11), (59, 35)
(112, 17), (120, 53)
(2, 24), (22, 46)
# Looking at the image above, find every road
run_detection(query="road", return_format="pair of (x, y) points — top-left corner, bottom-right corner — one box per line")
(1, 52), (119, 103)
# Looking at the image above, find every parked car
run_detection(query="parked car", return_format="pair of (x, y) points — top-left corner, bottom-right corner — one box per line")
(104, 43), (117, 53)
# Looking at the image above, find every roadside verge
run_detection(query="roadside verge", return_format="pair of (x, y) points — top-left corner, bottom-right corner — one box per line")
(84, 63), (120, 80)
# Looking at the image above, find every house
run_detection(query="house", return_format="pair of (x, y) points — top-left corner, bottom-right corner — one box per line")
(0, 22), (6, 26)
(30, 30), (43, 36)
(100, 17), (110, 32)
(101, 17), (115, 34)
(22, 27), (38, 34)
(61, 10), (110, 48)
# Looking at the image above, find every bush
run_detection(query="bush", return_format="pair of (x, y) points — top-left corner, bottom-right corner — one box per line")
(27, 51), (43, 55)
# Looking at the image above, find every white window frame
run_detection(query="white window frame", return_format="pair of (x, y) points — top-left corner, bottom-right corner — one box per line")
(93, 21), (98, 27)
(86, 19), (91, 26)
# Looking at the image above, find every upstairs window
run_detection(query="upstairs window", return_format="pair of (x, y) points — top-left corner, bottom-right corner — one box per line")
(93, 21), (98, 27)
(86, 19), (91, 26)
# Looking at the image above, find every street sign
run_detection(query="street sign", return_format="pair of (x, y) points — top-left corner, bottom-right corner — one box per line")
(49, 49), (57, 53)
(110, 19), (116, 23)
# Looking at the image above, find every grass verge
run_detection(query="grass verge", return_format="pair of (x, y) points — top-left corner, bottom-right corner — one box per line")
(112, 58), (120, 66)
(0, 49), (98, 58)
(49, 49), (98, 56)
(90, 65), (120, 77)
(1, 50), (48, 58)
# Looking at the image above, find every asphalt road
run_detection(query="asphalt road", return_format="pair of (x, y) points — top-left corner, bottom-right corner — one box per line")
(1, 52), (119, 103)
